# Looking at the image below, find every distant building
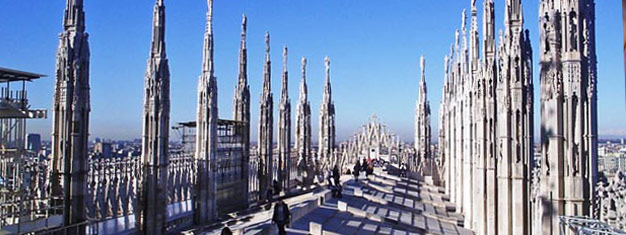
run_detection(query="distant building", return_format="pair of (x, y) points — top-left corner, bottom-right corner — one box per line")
(94, 142), (112, 158)
(26, 133), (42, 152)
(619, 156), (626, 172)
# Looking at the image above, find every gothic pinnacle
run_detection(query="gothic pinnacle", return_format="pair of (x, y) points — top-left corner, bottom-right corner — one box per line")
(483, 0), (495, 58)
(282, 46), (288, 100)
(265, 32), (270, 62)
(64, 0), (85, 31)
(461, 9), (467, 33)
(420, 55), (426, 83)
(206, 0), (213, 32)
(237, 14), (248, 86)
(263, 32), (271, 92)
(151, 0), (166, 58)
(420, 55), (427, 96)
(454, 30), (460, 51)
(283, 46), (288, 74)
(302, 57), (307, 80)
(505, 0), (524, 29)
(241, 14), (247, 49)
(300, 57), (308, 101)
(203, 0), (214, 74)
(470, 0), (479, 59)
(324, 56), (331, 85)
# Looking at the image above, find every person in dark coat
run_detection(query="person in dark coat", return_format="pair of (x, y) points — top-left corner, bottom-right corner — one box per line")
(400, 163), (407, 177)
(273, 179), (281, 195)
(353, 160), (361, 181)
(326, 170), (333, 189)
(272, 199), (291, 235)
(332, 165), (340, 184)
(221, 227), (233, 235)
(266, 188), (274, 205)
(362, 159), (367, 174)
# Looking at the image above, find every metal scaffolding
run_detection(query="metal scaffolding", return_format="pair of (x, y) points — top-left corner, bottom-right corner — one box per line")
(0, 67), (49, 234)
(559, 216), (626, 235)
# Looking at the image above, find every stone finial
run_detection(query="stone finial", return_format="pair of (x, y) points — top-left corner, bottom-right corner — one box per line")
(325, 56), (331, 74)
(283, 46), (288, 72)
(264, 32), (270, 64)
(64, 0), (87, 31)
(420, 55), (426, 75)
(449, 44), (454, 58)
(207, 0), (213, 26)
(265, 32), (270, 54)
(241, 14), (247, 42)
(300, 57), (308, 98)
(461, 9), (467, 31)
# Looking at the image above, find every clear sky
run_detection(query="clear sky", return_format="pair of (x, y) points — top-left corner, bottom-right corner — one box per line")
(1, 0), (624, 143)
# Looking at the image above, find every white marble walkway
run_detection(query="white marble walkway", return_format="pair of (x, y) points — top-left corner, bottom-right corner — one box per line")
(286, 168), (473, 235)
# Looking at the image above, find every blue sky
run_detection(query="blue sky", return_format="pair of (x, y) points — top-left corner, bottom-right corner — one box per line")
(1, 0), (624, 143)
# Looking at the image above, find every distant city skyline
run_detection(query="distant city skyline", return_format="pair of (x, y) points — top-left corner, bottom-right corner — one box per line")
(1, 0), (624, 142)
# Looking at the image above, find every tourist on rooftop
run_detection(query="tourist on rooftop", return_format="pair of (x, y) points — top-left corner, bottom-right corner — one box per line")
(332, 165), (340, 184)
(353, 160), (361, 181)
(326, 170), (333, 189)
(273, 179), (281, 195)
(266, 187), (274, 205)
(272, 199), (291, 235)
(220, 227), (232, 235)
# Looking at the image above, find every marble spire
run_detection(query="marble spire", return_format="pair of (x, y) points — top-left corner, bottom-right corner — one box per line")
(138, 0), (170, 234)
(258, 32), (274, 200)
(296, 57), (313, 186)
(232, 14), (250, 202)
(194, 0), (218, 224)
(470, 0), (485, 233)
(233, 14), (249, 128)
(482, 0), (498, 234)
(318, 56), (336, 172)
(538, 0), (598, 234)
(415, 55), (431, 163)
(470, 0), (480, 71)
(63, 0), (85, 31)
(51, 0), (90, 230)
(277, 46), (292, 191)
(499, 0), (534, 233)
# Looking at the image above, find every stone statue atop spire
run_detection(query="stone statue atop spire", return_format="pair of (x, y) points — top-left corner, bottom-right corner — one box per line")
(138, 0), (171, 234)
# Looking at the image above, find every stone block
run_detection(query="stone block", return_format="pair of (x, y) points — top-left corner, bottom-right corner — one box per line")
(338, 201), (348, 211)
(354, 188), (363, 197)
(309, 222), (323, 235)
